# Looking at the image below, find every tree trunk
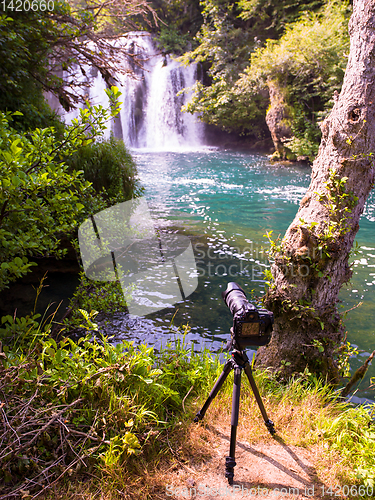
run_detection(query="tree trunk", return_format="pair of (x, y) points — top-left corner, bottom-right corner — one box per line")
(265, 80), (295, 161)
(255, 0), (375, 383)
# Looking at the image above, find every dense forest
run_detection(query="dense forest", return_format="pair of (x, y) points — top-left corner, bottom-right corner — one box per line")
(170, 0), (351, 161)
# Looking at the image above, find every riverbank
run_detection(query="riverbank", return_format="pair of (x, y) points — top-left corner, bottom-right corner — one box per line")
(39, 371), (375, 500)
(1, 312), (374, 500)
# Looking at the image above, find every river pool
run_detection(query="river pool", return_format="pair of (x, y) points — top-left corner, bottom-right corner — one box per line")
(114, 149), (375, 402)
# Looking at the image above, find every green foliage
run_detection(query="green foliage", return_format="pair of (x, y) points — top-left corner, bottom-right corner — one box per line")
(61, 272), (130, 334)
(182, 0), (252, 78)
(0, 5), (90, 128)
(285, 105), (321, 160)
(182, 0), (350, 147)
(242, 2), (350, 92)
(0, 312), (222, 496)
(66, 135), (143, 202)
(240, 1), (350, 157)
(74, 274), (129, 316)
(0, 88), (123, 291)
(314, 169), (359, 254)
(320, 406), (375, 488)
(179, 0), (267, 135)
(237, 0), (324, 39)
(0, 2), (157, 130)
(0, 11), (62, 130)
(259, 370), (375, 489)
(156, 26), (193, 54)
(337, 341), (359, 379)
(151, 0), (202, 49)
(181, 80), (268, 135)
(1, 294), (374, 495)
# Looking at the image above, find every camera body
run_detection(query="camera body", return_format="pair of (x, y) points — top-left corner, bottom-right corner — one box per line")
(222, 282), (273, 349)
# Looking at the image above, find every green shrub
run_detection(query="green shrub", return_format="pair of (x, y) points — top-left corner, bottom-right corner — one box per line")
(321, 406), (375, 488)
(66, 136), (143, 203)
(240, 1), (350, 157)
(156, 27), (192, 54)
(0, 89), (122, 291)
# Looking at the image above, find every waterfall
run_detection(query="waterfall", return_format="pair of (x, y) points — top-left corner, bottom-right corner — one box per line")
(49, 33), (205, 151)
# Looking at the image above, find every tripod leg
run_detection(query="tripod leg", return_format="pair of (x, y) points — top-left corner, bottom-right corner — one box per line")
(243, 363), (276, 436)
(194, 358), (232, 422)
(225, 366), (241, 485)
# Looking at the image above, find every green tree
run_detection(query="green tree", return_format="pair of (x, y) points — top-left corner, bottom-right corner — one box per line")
(256, 0), (375, 381)
(0, 88), (122, 291)
(238, 1), (350, 159)
(0, 1), (157, 129)
(151, 0), (203, 54)
(66, 136), (143, 201)
(180, 0), (328, 138)
(179, 0), (263, 136)
(237, 0), (324, 39)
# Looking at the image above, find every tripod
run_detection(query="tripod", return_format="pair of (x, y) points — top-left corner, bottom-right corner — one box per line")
(194, 345), (276, 485)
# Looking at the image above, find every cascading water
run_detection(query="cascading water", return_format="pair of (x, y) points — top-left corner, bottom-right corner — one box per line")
(50, 33), (205, 151)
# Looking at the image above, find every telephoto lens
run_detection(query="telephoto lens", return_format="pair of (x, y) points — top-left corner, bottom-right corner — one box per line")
(221, 282), (256, 316)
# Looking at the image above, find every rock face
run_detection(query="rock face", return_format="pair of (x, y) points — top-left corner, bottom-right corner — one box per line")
(265, 81), (296, 160)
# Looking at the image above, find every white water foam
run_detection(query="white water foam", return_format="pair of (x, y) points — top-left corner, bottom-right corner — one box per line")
(47, 33), (205, 151)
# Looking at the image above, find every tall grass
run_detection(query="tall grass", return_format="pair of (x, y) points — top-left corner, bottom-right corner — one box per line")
(0, 311), (222, 498)
(237, 368), (375, 490)
(1, 304), (374, 498)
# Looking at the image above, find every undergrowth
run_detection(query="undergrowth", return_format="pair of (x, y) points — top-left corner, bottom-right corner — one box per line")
(0, 308), (221, 499)
(0, 297), (374, 498)
(195, 364), (375, 495)
(239, 369), (375, 491)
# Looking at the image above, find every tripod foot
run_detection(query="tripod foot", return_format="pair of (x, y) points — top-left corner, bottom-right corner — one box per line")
(265, 419), (276, 436)
(225, 456), (236, 485)
(193, 411), (203, 423)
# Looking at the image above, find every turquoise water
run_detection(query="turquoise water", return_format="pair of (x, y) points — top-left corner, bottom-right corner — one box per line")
(117, 149), (375, 401)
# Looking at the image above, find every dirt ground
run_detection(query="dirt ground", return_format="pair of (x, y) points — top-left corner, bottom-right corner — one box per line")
(163, 425), (330, 500)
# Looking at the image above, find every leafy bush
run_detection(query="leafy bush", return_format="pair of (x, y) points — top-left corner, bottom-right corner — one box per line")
(60, 271), (130, 335)
(0, 88), (123, 291)
(66, 136), (143, 203)
(156, 27), (193, 55)
(181, 80), (269, 136)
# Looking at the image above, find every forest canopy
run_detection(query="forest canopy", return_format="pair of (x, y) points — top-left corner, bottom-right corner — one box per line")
(179, 0), (351, 158)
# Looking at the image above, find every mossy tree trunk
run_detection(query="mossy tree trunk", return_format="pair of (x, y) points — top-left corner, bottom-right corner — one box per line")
(255, 0), (375, 382)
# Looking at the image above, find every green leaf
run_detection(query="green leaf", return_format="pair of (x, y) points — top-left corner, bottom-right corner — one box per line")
(11, 176), (21, 187)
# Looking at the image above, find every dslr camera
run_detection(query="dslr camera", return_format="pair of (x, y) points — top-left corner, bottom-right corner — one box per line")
(222, 282), (274, 350)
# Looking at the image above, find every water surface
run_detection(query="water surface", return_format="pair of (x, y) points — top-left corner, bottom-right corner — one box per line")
(110, 150), (375, 401)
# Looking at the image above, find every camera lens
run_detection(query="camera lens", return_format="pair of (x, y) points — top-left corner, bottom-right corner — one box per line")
(221, 282), (249, 316)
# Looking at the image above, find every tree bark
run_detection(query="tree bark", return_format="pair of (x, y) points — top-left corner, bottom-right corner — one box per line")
(255, 0), (375, 382)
